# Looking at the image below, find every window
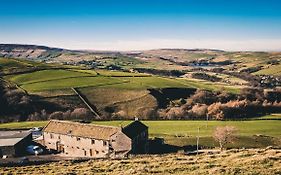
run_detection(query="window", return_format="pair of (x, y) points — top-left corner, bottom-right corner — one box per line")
(58, 135), (61, 139)
(103, 141), (107, 146)
(77, 147), (80, 149)
(77, 137), (81, 141)
(96, 150), (99, 154)
(91, 139), (95, 144)
(50, 134), (53, 139)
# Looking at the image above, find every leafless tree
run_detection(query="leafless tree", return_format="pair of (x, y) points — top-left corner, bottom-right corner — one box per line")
(70, 108), (92, 120)
(213, 126), (238, 151)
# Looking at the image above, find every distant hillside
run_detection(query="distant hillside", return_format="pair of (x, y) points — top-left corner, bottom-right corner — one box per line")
(1, 44), (281, 76)
(0, 44), (66, 61)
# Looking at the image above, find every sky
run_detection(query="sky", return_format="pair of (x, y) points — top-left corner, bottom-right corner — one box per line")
(0, 0), (281, 51)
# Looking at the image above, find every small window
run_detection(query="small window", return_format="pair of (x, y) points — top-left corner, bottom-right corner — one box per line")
(58, 135), (61, 139)
(112, 139), (116, 142)
(96, 150), (99, 154)
(91, 139), (95, 144)
(77, 137), (81, 141)
(50, 134), (53, 139)
(77, 147), (80, 149)
(103, 141), (107, 146)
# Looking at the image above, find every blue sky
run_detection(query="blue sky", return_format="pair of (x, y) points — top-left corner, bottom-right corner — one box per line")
(1, 0), (281, 51)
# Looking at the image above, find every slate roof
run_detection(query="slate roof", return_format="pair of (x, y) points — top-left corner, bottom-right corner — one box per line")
(122, 120), (148, 139)
(43, 120), (121, 140)
(0, 131), (31, 147)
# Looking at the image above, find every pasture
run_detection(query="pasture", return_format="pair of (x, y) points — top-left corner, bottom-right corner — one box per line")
(6, 69), (93, 85)
(254, 64), (281, 75)
(1, 120), (280, 148)
(5, 67), (242, 93)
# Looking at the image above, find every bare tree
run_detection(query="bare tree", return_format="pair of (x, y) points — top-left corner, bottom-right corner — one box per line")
(213, 126), (238, 151)
(70, 108), (92, 120)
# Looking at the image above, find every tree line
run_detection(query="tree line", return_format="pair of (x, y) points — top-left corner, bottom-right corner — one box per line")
(157, 88), (281, 120)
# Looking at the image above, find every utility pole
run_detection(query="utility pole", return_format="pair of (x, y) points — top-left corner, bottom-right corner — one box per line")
(206, 114), (209, 128)
(196, 126), (200, 156)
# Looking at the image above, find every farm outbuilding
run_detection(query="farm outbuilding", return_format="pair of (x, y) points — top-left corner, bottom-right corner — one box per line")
(0, 131), (33, 158)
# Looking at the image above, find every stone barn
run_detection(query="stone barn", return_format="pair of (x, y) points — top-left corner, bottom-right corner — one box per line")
(0, 131), (32, 158)
(42, 119), (149, 158)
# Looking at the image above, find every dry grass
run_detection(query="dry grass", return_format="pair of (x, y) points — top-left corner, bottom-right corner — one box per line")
(1, 149), (280, 175)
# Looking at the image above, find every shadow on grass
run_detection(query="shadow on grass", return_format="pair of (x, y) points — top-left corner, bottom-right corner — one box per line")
(148, 135), (281, 154)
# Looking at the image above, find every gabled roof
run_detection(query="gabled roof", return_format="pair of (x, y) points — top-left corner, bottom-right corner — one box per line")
(0, 131), (31, 147)
(122, 120), (148, 139)
(43, 120), (121, 140)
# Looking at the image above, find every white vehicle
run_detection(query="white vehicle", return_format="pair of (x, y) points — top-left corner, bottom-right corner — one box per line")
(26, 145), (43, 155)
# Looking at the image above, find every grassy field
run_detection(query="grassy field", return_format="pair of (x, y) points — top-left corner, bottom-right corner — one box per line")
(5, 68), (241, 93)
(79, 88), (157, 117)
(1, 149), (280, 175)
(20, 77), (126, 92)
(95, 120), (281, 148)
(0, 58), (55, 74)
(1, 120), (280, 148)
(254, 64), (281, 75)
(6, 69), (94, 85)
(95, 69), (150, 77)
(0, 121), (47, 129)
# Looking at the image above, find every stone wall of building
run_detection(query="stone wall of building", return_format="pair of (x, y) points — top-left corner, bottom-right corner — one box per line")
(43, 131), (130, 158)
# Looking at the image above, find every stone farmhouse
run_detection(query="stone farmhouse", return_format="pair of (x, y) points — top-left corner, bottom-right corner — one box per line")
(42, 119), (148, 158)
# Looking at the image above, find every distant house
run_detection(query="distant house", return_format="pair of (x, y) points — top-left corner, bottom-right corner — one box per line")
(42, 119), (148, 158)
(0, 131), (32, 158)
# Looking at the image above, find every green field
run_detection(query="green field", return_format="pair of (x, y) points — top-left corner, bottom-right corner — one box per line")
(1, 57), (243, 95)
(5, 68), (241, 93)
(2, 119), (279, 137)
(79, 88), (157, 117)
(1, 120), (280, 148)
(6, 69), (94, 85)
(254, 64), (281, 75)
(21, 76), (126, 92)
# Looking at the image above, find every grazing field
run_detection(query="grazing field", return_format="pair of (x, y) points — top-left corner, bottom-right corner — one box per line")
(0, 121), (47, 129)
(6, 69), (94, 85)
(1, 120), (280, 148)
(254, 64), (281, 75)
(95, 120), (281, 148)
(1, 149), (280, 175)
(5, 69), (241, 93)
(79, 88), (157, 117)
(95, 69), (150, 77)
(0, 58), (55, 74)
(20, 77), (126, 92)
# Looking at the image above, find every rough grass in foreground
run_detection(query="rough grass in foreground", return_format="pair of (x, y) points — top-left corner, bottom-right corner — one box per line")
(1, 149), (280, 175)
